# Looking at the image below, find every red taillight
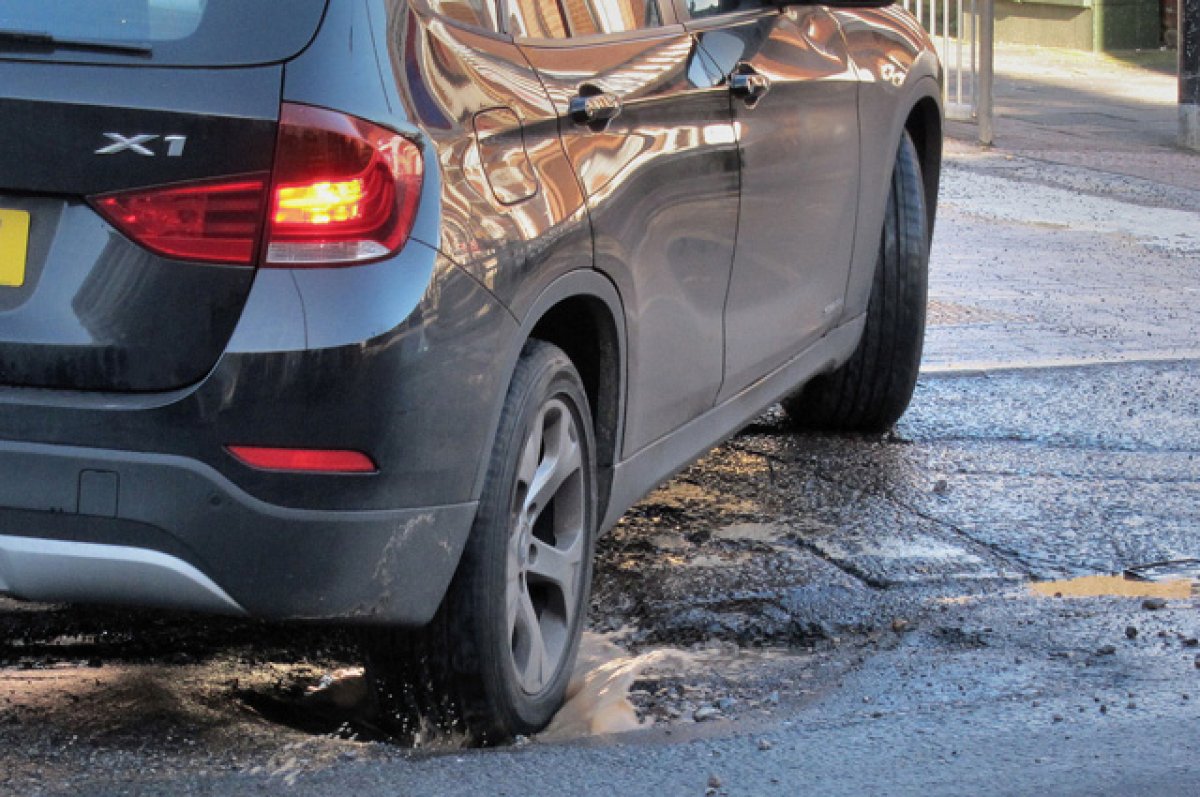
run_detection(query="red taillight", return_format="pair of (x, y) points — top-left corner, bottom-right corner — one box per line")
(91, 175), (269, 265)
(265, 103), (423, 266)
(227, 446), (377, 474)
(89, 104), (423, 268)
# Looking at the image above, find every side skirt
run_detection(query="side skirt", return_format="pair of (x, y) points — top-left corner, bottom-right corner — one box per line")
(601, 314), (867, 531)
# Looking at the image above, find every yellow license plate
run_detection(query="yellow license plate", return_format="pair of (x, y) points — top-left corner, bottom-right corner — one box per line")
(0, 209), (31, 288)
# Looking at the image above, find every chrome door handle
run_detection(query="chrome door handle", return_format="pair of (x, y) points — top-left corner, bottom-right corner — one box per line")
(568, 87), (622, 129)
(729, 64), (770, 107)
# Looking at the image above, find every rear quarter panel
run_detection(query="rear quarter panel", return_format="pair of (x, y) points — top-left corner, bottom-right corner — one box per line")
(373, 0), (593, 318)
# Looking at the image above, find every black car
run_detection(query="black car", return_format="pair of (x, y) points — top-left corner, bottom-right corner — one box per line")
(0, 0), (941, 741)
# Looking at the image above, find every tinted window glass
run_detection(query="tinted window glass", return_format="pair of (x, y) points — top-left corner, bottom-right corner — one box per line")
(0, 0), (328, 66)
(427, 0), (500, 31)
(510, 0), (662, 39)
(685, 0), (762, 20)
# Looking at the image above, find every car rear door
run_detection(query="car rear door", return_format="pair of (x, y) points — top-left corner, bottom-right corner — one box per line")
(681, 1), (861, 401)
(513, 0), (741, 455)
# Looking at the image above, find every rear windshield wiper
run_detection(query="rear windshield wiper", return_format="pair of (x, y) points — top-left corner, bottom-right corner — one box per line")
(0, 29), (152, 56)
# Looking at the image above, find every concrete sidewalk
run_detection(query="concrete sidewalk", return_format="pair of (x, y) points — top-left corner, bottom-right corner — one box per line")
(945, 43), (1199, 194)
(926, 44), (1199, 374)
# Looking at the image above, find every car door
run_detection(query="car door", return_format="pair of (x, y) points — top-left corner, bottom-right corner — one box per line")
(510, 0), (741, 456)
(681, 1), (861, 401)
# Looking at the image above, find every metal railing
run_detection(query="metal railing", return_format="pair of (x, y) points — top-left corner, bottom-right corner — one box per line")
(901, 0), (994, 145)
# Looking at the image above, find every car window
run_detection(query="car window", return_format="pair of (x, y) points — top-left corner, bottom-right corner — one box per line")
(509, 0), (663, 39)
(684, 0), (764, 21)
(0, 0), (329, 66)
(0, 0), (206, 43)
(427, 0), (501, 32)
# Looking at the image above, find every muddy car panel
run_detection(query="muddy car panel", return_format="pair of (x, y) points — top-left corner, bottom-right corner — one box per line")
(0, 0), (941, 624)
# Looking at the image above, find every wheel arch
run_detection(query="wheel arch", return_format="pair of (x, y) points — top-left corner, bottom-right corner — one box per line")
(903, 91), (943, 239)
(840, 72), (943, 330)
(476, 271), (627, 523)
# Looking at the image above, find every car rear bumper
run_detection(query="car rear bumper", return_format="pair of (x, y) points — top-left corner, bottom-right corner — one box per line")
(0, 439), (476, 624)
(0, 240), (515, 625)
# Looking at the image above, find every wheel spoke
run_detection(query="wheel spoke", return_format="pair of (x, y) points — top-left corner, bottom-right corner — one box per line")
(517, 413), (544, 492)
(514, 587), (549, 692)
(534, 629), (552, 690)
(528, 535), (582, 595)
(524, 411), (580, 520)
(505, 571), (522, 634)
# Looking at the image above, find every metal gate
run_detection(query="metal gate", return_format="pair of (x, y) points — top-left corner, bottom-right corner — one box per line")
(901, 0), (994, 144)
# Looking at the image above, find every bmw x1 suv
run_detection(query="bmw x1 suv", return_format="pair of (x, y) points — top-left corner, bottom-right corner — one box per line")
(0, 0), (941, 741)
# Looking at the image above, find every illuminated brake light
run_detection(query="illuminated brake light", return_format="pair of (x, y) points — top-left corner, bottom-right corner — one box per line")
(227, 446), (377, 474)
(275, 180), (366, 225)
(265, 103), (423, 266)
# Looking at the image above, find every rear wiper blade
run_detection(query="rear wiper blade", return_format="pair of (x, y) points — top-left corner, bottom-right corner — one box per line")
(0, 29), (152, 56)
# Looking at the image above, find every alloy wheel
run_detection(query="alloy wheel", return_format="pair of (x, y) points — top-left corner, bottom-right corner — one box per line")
(506, 396), (586, 695)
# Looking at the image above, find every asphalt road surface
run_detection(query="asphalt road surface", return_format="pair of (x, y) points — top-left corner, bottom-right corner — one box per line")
(3, 131), (1200, 795)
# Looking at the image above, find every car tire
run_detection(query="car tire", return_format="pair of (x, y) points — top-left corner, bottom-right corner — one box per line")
(365, 340), (596, 745)
(782, 130), (929, 432)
